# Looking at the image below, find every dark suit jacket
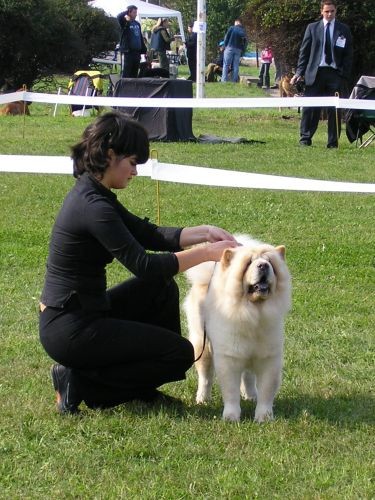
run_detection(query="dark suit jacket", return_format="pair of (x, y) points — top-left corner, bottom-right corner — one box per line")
(296, 19), (353, 86)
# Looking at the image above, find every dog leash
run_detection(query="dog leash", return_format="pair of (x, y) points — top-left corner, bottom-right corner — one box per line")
(194, 326), (207, 363)
(193, 262), (216, 363)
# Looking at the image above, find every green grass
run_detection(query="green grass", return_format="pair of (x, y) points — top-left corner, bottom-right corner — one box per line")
(0, 74), (374, 499)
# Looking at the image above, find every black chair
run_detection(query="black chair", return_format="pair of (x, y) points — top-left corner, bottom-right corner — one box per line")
(345, 76), (375, 148)
(355, 93), (375, 148)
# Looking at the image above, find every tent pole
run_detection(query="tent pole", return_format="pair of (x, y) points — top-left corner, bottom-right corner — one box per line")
(195, 0), (206, 99)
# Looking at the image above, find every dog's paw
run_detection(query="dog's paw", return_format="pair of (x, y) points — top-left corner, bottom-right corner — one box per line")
(254, 406), (274, 423)
(222, 405), (241, 422)
(222, 412), (241, 422)
(196, 391), (210, 404)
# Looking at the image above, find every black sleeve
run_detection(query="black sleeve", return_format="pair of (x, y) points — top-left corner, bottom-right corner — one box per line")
(341, 25), (353, 81)
(85, 197), (181, 280)
(296, 24), (312, 77)
(117, 11), (127, 29)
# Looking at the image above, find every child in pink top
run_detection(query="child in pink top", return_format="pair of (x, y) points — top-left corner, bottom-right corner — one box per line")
(257, 46), (273, 88)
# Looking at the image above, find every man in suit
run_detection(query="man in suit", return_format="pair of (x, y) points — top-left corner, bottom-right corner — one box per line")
(291, 1), (353, 148)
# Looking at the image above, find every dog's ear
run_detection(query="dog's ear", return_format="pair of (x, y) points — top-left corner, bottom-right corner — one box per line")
(221, 248), (235, 268)
(275, 245), (286, 260)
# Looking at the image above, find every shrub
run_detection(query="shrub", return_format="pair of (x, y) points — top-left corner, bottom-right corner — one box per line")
(0, 0), (118, 90)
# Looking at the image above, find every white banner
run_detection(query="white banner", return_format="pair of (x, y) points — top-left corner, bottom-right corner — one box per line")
(0, 91), (374, 110)
(1, 156), (374, 194)
(0, 155), (152, 176)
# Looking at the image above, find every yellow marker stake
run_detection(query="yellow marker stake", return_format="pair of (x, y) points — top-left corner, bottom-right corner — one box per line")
(335, 91), (340, 147)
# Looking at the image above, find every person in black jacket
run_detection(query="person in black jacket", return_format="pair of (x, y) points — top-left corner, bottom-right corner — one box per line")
(185, 22), (197, 82)
(39, 111), (238, 414)
(291, 1), (353, 147)
(117, 5), (147, 78)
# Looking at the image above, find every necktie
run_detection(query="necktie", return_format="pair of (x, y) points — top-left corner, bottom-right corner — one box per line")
(325, 22), (332, 65)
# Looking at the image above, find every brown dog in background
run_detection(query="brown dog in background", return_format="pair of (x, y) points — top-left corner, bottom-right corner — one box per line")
(0, 88), (31, 116)
(279, 74), (305, 114)
(279, 74), (304, 98)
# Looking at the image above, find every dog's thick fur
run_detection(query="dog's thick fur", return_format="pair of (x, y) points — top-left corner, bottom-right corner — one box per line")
(279, 74), (304, 98)
(184, 235), (291, 423)
(279, 74), (297, 98)
(0, 88), (31, 116)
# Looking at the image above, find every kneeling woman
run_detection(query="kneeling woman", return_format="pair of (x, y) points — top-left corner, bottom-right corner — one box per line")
(39, 111), (238, 414)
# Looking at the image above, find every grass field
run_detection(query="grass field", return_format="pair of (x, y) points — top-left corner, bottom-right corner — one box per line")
(0, 68), (374, 499)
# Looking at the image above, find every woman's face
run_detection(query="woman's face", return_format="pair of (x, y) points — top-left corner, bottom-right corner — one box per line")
(101, 151), (138, 189)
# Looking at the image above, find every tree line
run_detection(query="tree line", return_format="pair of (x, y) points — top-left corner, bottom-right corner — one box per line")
(0, 0), (373, 90)
(0, 0), (117, 90)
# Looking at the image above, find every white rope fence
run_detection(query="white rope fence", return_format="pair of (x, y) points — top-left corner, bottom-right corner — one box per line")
(0, 90), (374, 110)
(1, 91), (373, 194)
(1, 156), (374, 194)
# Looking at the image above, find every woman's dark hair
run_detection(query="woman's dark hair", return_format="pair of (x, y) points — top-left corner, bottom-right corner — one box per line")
(71, 111), (149, 179)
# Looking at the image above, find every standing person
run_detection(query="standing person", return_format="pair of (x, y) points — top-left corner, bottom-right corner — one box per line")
(39, 111), (238, 414)
(117, 5), (147, 78)
(151, 18), (175, 73)
(185, 22), (197, 82)
(257, 46), (273, 89)
(222, 18), (247, 83)
(290, 1), (353, 148)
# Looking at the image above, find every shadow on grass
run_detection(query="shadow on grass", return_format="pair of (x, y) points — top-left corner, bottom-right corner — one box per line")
(99, 392), (374, 427)
(275, 393), (375, 426)
(180, 394), (374, 427)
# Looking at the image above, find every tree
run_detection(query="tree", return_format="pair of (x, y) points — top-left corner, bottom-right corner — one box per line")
(166, 0), (248, 59)
(206, 0), (248, 58)
(244, 0), (375, 87)
(0, 0), (117, 90)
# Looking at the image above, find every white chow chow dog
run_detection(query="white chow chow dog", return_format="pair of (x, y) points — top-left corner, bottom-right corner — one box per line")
(184, 235), (291, 423)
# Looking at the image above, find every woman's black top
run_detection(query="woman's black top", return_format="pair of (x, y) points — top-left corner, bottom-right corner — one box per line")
(41, 172), (182, 311)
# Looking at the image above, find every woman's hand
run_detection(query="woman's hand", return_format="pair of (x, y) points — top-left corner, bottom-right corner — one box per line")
(179, 225), (237, 248)
(205, 225), (237, 243)
(175, 237), (239, 273)
(205, 240), (238, 261)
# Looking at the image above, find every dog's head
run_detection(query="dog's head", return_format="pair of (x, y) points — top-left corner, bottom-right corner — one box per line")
(221, 244), (288, 303)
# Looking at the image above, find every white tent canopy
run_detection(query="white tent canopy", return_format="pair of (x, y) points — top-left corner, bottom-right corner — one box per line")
(90, 0), (185, 41)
